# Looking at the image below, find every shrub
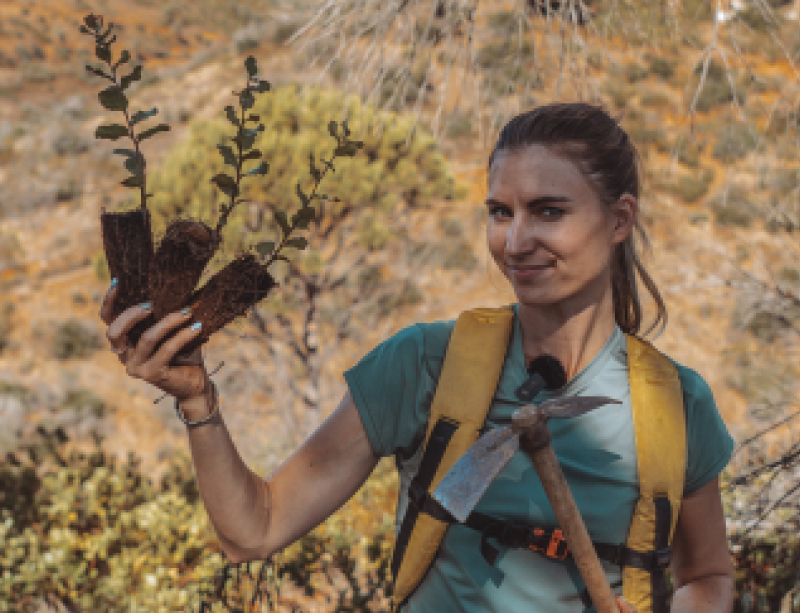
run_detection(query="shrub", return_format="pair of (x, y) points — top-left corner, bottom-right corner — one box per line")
(646, 54), (674, 80)
(709, 185), (757, 227)
(272, 20), (303, 45)
(0, 429), (398, 612)
(0, 301), (13, 355)
(476, 39), (533, 70)
(118, 82), (466, 278)
(713, 124), (758, 163)
(61, 388), (108, 418)
(52, 130), (90, 156)
(487, 10), (530, 36)
(445, 112), (475, 140)
(663, 173), (711, 203)
(52, 319), (102, 360)
(692, 60), (745, 112)
(625, 62), (649, 83)
(442, 240), (477, 271)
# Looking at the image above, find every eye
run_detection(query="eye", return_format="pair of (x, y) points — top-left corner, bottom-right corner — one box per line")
(539, 206), (565, 219)
(488, 205), (512, 218)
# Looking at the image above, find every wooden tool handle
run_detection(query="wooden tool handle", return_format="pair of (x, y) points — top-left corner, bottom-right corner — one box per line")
(525, 441), (621, 613)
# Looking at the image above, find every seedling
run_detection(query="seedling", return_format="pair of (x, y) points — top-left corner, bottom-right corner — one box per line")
(79, 13), (363, 360)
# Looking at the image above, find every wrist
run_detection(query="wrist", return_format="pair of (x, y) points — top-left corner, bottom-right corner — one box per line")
(176, 382), (218, 425)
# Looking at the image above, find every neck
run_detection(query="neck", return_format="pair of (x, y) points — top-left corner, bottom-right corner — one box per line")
(518, 280), (617, 383)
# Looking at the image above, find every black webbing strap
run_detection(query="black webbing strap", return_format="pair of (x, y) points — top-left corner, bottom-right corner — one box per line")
(390, 417), (460, 579)
(652, 495), (672, 613)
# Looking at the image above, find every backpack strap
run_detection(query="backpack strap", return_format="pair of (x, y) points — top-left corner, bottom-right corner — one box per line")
(623, 334), (687, 613)
(390, 306), (514, 611)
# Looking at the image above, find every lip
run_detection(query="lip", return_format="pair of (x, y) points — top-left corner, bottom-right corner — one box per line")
(508, 264), (553, 279)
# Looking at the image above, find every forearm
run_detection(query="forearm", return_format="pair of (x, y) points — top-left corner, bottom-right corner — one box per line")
(180, 390), (269, 561)
(670, 574), (734, 613)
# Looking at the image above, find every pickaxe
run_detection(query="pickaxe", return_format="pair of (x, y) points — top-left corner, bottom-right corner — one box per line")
(432, 394), (623, 613)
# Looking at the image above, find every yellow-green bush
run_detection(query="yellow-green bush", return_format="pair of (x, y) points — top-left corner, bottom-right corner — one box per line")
(117, 83), (466, 282)
(0, 429), (397, 612)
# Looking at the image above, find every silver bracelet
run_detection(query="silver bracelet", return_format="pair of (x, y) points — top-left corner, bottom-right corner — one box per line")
(175, 382), (219, 427)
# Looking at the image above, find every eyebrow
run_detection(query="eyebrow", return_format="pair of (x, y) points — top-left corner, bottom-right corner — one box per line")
(484, 195), (571, 208)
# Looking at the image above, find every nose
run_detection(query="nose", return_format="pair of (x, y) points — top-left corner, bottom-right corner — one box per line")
(504, 214), (532, 255)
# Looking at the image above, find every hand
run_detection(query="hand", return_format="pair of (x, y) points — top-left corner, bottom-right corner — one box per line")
(99, 281), (209, 402)
(616, 595), (638, 613)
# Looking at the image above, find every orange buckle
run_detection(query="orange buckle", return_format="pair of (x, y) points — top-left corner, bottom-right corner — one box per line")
(529, 527), (569, 561)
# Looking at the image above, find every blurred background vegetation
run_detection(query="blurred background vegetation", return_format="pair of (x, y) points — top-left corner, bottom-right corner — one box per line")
(1, 0), (800, 610)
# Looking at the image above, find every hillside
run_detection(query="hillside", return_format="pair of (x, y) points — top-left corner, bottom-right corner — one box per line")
(0, 0), (798, 491)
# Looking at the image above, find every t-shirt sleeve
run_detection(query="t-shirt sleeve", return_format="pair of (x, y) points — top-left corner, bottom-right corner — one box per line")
(343, 324), (435, 457)
(675, 363), (736, 496)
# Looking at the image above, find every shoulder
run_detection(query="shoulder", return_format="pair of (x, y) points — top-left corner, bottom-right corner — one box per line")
(666, 357), (716, 408)
(381, 317), (457, 360)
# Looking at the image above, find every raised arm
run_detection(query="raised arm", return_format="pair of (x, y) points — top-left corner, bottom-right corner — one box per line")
(100, 282), (380, 565)
(182, 389), (380, 563)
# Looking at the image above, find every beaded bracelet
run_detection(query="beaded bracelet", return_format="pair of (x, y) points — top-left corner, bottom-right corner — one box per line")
(174, 381), (219, 427)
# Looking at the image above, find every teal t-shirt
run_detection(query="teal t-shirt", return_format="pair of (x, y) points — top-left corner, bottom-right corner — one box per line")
(343, 304), (735, 612)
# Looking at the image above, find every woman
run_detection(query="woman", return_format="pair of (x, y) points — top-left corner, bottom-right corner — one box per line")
(100, 103), (735, 612)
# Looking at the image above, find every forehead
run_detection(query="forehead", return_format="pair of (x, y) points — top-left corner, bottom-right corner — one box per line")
(487, 145), (591, 197)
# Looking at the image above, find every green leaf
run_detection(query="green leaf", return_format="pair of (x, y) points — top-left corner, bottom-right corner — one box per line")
(98, 86), (128, 111)
(120, 64), (142, 90)
(309, 153), (321, 183)
(211, 173), (239, 197)
(80, 25), (91, 34)
(334, 142), (363, 157)
(255, 80), (270, 93)
(245, 56), (257, 77)
(95, 124), (129, 140)
(246, 161), (269, 176)
(216, 145), (237, 167)
(291, 207), (316, 229)
(240, 90), (255, 111)
(225, 106), (239, 127)
(131, 107), (157, 125)
(121, 175), (143, 187)
(124, 152), (145, 174)
(248, 114), (260, 122)
(255, 241), (275, 256)
(286, 237), (308, 250)
(343, 119), (351, 137)
(211, 173), (236, 188)
(138, 123), (170, 141)
(114, 49), (131, 70)
(95, 44), (111, 63)
(328, 121), (338, 138)
(85, 64), (111, 80)
(274, 211), (290, 235)
(296, 183), (310, 207)
(242, 150), (262, 161)
(242, 129), (257, 150)
(112, 148), (137, 157)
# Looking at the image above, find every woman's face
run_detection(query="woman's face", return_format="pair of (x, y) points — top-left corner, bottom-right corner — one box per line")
(485, 145), (636, 310)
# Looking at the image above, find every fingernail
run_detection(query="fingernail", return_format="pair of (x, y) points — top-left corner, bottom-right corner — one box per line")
(140, 302), (152, 311)
(191, 322), (202, 331)
(180, 307), (192, 316)
(110, 277), (117, 288)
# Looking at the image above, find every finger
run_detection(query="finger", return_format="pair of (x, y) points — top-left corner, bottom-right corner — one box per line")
(106, 300), (156, 347)
(126, 308), (196, 370)
(99, 280), (118, 325)
(616, 596), (637, 613)
(134, 321), (205, 389)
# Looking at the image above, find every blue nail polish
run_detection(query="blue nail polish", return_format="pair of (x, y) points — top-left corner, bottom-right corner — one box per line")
(110, 277), (117, 288)
(191, 322), (202, 331)
(140, 302), (152, 311)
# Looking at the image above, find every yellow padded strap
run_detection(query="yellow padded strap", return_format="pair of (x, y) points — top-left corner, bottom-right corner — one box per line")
(622, 334), (686, 613)
(391, 307), (514, 610)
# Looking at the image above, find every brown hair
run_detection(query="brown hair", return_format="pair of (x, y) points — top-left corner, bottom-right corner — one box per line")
(487, 102), (667, 338)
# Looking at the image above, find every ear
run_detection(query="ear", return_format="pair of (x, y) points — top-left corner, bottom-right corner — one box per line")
(610, 193), (637, 244)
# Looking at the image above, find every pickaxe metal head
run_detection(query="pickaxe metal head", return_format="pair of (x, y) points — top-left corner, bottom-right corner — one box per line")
(432, 396), (621, 522)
